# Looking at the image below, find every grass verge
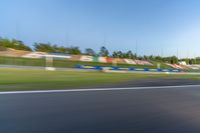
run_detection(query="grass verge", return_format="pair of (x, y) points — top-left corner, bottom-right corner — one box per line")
(0, 68), (199, 91)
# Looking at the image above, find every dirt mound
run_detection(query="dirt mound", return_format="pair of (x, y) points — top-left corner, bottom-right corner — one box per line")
(0, 48), (31, 57)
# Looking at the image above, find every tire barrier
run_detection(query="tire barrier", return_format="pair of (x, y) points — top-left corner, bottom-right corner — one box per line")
(75, 65), (181, 72)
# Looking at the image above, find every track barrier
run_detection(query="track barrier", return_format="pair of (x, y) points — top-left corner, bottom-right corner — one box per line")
(75, 65), (181, 73)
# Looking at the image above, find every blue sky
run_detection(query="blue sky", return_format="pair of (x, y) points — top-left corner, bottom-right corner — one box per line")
(1, 0), (200, 58)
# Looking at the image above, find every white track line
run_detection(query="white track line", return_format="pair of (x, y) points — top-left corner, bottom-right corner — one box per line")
(0, 85), (200, 95)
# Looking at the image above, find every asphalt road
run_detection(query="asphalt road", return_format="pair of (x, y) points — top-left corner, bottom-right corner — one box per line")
(99, 78), (200, 88)
(1, 85), (200, 133)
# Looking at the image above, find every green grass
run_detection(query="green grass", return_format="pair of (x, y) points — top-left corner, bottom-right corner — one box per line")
(0, 68), (200, 91)
(0, 56), (173, 69)
(0, 56), (46, 66)
(0, 68), (151, 91)
(150, 61), (173, 69)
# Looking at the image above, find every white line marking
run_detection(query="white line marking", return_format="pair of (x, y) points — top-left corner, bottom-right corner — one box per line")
(0, 85), (200, 95)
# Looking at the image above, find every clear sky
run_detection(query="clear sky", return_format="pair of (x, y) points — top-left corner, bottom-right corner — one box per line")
(1, 0), (200, 58)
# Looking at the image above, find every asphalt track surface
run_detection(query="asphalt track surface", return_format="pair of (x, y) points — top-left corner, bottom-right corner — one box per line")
(1, 79), (200, 133)
(98, 78), (200, 88)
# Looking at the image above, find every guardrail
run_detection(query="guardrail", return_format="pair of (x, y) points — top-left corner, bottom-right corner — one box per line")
(75, 65), (181, 72)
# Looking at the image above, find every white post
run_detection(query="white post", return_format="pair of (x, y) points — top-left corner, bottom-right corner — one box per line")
(157, 63), (160, 69)
(45, 56), (55, 71)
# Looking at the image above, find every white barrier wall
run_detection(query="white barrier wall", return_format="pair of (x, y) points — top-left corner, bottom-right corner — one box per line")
(124, 59), (136, 64)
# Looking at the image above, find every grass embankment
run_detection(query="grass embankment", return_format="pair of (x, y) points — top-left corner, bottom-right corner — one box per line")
(0, 68), (153, 91)
(0, 56), (172, 69)
(0, 68), (200, 91)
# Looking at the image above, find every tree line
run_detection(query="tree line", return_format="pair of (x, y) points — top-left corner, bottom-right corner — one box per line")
(0, 37), (200, 64)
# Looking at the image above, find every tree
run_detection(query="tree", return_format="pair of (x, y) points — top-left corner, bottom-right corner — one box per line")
(33, 42), (82, 54)
(67, 46), (81, 55)
(52, 45), (69, 54)
(99, 46), (109, 57)
(85, 48), (96, 56)
(56, 46), (68, 54)
(148, 55), (154, 60)
(155, 56), (162, 61)
(0, 38), (32, 51)
(137, 56), (144, 60)
(126, 51), (134, 59)
(170, 56), (178, 64)
(112, 51), (118, 58)
(117, 51), (123, 58)
(112, 51), (124, 58)
(196, 57), (200, 64)
(143, 55), (149, 60)
(34, 43), (55, 52)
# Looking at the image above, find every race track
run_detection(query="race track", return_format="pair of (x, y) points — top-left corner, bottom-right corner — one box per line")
(1, 83), (200, 133)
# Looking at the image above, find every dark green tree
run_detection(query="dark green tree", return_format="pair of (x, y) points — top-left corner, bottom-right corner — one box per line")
(126, 51), (135, 59)
(85, 48), (96, 56)
(99, 46), (109, 57)
(34, 43), (55, 52)
(0, 38), (32, 51)
(112, 51), (118, 58)
(67, 46), (81, 55)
